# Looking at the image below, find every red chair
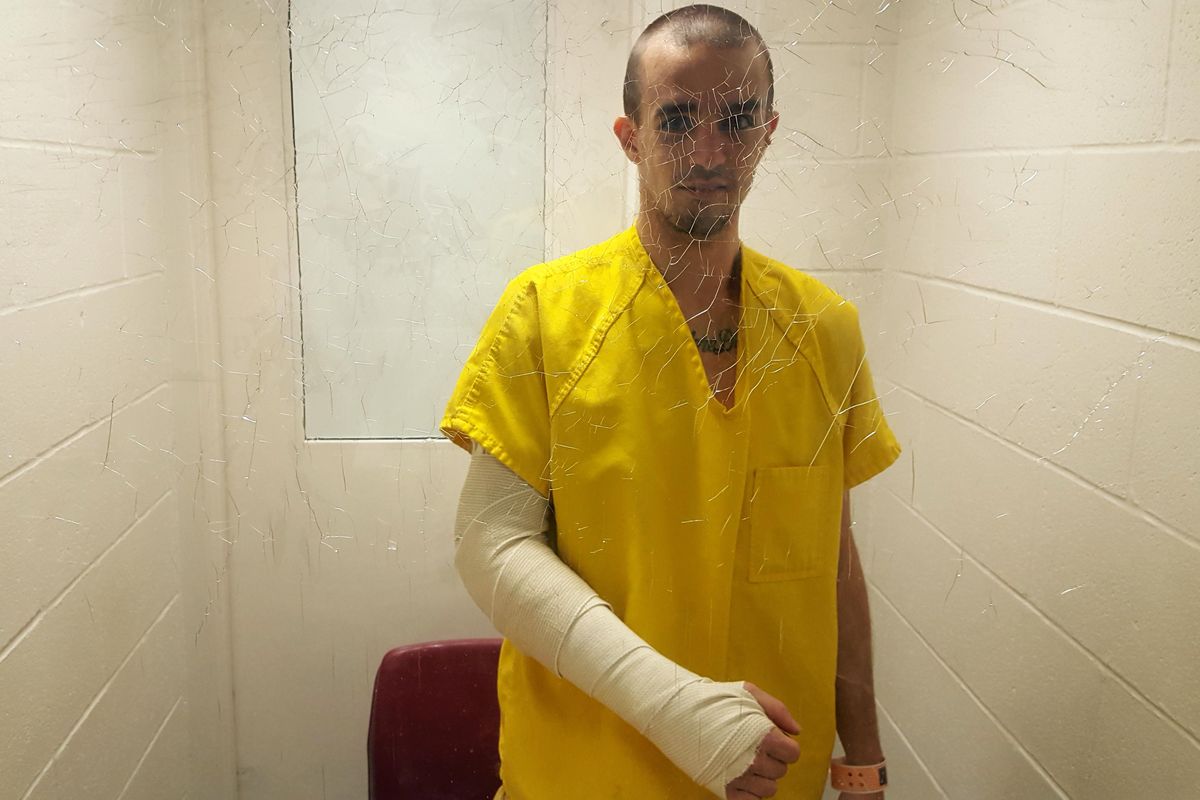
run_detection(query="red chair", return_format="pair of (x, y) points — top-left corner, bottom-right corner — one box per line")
(368, 638), (504, 800)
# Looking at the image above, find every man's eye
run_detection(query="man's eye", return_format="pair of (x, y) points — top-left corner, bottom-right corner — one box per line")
(660, 114), (693, 134)
(723, 114), (756, 132)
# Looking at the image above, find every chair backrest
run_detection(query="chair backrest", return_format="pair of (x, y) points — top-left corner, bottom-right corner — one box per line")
(368, 638), (503, 800)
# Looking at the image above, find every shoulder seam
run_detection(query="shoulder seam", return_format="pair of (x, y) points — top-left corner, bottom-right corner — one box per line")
(546, 266), (648, 418)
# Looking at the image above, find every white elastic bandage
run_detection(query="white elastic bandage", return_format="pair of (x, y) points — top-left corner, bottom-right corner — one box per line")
(453, 443), (775, 796)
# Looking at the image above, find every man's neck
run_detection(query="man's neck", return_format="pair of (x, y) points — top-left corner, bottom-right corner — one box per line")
(636, 210), (742, 295)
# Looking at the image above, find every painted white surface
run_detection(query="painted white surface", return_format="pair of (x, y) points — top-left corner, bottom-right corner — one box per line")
(291, 0), (551, 438)
(854, 1), (1200, 797)
(1, 1), (235, 798)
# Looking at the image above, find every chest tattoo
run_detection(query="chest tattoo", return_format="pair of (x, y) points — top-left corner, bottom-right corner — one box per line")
(692, 327), (738, 355)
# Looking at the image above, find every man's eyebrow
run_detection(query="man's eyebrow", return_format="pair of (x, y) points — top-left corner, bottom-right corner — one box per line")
(656, 100), (698, 118)
(724, 98), (760, 115)
(654, 97), (761, 119)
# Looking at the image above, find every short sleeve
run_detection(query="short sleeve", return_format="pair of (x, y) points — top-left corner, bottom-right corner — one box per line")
(440, 278), (552, 498)
(841, 317), (901, 489)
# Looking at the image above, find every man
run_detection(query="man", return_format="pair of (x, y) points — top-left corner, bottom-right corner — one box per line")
(442, 5), (899, 798)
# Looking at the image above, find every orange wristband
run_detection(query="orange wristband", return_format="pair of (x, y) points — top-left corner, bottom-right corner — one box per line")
(830, 757), (887, 793)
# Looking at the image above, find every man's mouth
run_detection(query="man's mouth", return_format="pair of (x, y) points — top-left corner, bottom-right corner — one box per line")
(681, 182), (730, 196)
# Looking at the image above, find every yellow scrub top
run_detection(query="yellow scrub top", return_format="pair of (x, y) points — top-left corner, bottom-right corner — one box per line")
(441, 226), (900, 799)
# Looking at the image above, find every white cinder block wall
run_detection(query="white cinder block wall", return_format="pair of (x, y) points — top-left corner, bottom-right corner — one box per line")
(0, 2), (236, 799)
(655, 1), (1200, 796)
(853, 2), (1200, 798)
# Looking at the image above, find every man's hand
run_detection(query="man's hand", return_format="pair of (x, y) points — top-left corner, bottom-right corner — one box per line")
(725, 682), (801, 799)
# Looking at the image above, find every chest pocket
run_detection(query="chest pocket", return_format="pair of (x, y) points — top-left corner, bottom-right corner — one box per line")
(748, 466), (843, 582)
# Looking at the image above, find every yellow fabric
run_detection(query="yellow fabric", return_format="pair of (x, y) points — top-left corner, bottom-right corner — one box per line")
(441, 225), (901, 800)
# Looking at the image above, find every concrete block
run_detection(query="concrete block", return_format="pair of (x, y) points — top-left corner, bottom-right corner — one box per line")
(873, 274), (1142, 495)
(871, 488), (1200, 796)
(0, 1), (170, 150)
(871, 586), (1061, 800)
(24, 603), (185, 800)
(118, 152), (173, 282)
(799, 268), (885, 310)
(0, 498), (178, 800)
(0, 151), (125, 310)
(758, 0), (902, 45)
(890, 0), (1171, 151)
(870, 704), (949, 800)
(1130, 341), (1200, 541)
(114, 699), (188, 800)
(743, 157), (889, 270)
(0, 275), (169, 476)
(860, 43), (895, 157)
(773, 44), (869, 159)
(882, 152), (1067, 301)
(632, 1), (900, 45)
(912, 404), (1200, 736)
(0, 386), (173, 645)
(1168, 1), (1200, 140)
(1055, 150), (1200, 339)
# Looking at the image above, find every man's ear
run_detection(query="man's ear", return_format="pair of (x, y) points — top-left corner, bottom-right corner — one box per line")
(613, 115), (640, 163)
(763, 111), (780, 145)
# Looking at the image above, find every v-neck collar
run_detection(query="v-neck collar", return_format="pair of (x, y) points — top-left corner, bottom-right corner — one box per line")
(619, 226), (747, 416)
(615, 224), (839, 418)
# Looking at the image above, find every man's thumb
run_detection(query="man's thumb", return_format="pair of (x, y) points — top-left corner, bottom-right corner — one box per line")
(744, 682), (801, 735)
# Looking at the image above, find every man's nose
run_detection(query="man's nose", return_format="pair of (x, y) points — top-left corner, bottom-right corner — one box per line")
(687, 122), (729, 170)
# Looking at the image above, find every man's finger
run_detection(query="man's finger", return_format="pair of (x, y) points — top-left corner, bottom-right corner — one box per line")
(728, 773), (777, 798)
(760, 729), (801, 764)
(728, 788), (766, 800)
(750, 752), (787, 780)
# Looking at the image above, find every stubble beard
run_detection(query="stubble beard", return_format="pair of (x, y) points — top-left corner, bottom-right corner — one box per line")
(665, 200), (734, 240)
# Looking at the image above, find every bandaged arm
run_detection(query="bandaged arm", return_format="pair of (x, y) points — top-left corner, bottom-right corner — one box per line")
(453, 443), (775, 796)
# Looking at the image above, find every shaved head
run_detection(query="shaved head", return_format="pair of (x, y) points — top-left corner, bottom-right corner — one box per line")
(623, 5), (775, 123)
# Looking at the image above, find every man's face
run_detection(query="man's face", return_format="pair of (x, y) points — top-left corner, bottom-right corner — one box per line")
(623, 38), (777, 239)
